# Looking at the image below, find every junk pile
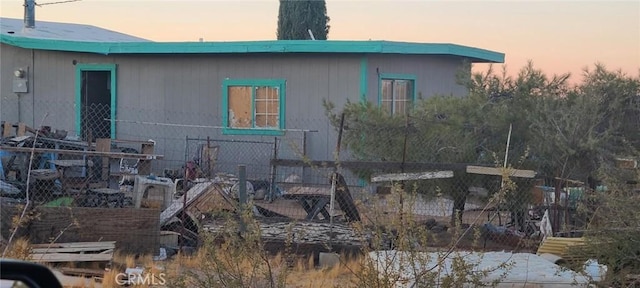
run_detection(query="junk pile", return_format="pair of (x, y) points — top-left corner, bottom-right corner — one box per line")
(1, 121), (162, 208)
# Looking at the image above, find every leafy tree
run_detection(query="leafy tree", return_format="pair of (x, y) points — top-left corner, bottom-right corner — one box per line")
(277, 0), (330, 40)
(323, 91), (508, 224)
(324, 62), (639, 228)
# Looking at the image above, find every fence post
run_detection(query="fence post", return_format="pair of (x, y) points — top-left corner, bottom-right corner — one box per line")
(269, 138), (278, 202)
(238, 165), (247, 205)
(238, 165), (247, 233)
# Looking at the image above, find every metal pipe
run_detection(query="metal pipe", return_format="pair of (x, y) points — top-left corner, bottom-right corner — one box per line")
(24, 0), (35, 28)
(268, 138), (278, 202)
(238, 165), (247, 233)
(105, 119), (319, 133)
(238, 165), (247, 205)
(302, 131), (307, 184)
(329, 113), (345, 249)
(16, 94), (21, 123)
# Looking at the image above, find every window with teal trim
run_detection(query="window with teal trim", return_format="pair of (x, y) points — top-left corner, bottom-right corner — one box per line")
(381, 78), (414, 115)
(223, 79), (285, 134)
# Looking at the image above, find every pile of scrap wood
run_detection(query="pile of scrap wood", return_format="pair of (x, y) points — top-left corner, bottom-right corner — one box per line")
(29, 241), (115, 263)
(203, 220), (368, 248)
(536, 236), (587, 264)
(1, 121), (68, 140)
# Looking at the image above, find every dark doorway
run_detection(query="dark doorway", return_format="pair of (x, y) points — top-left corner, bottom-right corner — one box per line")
(80, 70), (111, 141)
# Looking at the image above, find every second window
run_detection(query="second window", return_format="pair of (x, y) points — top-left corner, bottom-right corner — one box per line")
(380, 75), (415, 116)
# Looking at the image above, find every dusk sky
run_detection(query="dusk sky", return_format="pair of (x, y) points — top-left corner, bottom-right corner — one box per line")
(1, 0), (638, 82)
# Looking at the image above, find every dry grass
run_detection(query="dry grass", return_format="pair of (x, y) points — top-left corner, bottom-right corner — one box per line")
(2, 237), (32, 260)
(1, 226), (364, 288)
(99, 251), (161, 288)
(161, 249), (362, 288)
(285, 254), (361, 288)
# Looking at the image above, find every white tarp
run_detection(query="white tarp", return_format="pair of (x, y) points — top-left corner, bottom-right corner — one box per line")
(368, 250), (591, 287)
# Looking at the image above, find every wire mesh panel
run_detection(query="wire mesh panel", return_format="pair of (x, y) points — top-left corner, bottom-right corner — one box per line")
(1, 89), (638, 287)
(0, 116), (596, 258)
(185, 137), (276, 180)
(80, 103), (112, 141)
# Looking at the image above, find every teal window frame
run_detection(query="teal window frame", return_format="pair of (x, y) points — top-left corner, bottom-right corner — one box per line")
(222, 79), (286, 136)
(74, 63), (117, 139)
(377, 73), (417, 115)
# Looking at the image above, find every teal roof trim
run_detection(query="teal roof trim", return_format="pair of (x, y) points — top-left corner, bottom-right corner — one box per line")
(0, 34), (504, 63)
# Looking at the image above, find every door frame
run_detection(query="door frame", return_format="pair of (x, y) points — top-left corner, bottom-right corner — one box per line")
(75, 63), (117, 139)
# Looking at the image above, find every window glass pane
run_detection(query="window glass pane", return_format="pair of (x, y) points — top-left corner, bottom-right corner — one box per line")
(255, 86), (279, 128)
(228, 86), (252, 128)
(382, 80), (393, 101)
(381, 100), (393, 114)
(396, 99), (407, 115)
(380, 78), (414, 115)
(394, 80), (409, 101)
(255, 115), (279, 127)
(381, 79), (394, 114)
(395, 80), (413, 115)
(405, 80), (414, 102)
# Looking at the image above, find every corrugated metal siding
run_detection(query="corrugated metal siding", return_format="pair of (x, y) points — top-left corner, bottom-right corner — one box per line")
(365, 54), (469, 103)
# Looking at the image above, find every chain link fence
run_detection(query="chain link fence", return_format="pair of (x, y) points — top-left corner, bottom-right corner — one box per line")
(1, 97), (638, 285)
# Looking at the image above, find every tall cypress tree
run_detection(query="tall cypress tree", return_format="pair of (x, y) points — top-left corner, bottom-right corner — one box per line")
(277, 0), (330, 40)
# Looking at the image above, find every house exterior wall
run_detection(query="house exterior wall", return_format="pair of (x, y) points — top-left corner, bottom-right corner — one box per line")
(1, 44), (33, 124)
(1, 45), (362, 179)
(1, 43), (470, 181)
(364, 54), (469, 103)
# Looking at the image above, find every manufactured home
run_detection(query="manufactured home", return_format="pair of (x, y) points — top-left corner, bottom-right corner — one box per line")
(1, 17), (504, 181)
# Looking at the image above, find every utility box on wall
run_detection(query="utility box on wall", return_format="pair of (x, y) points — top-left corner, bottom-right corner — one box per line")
(12, 79), (28, 93)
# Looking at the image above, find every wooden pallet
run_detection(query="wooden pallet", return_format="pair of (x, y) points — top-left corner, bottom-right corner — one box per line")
(536, 236), (586, 262)
(30, 241), (115, 263)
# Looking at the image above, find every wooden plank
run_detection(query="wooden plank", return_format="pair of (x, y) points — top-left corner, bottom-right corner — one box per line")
(59, 267), (105, 278)
(228, 86), (253, 128)
(189, 185), (236, 216)
(371, 171), (454, 182)
(1, 146), (164, 160)
(2, 121), (12, 137)
(137, 142), (155, 175)
(30, 253), (113, 263)
(49, 159), (94, 167)
(96, 138), (111, 181)
(31, 246), (114, 253)
(31, 241), (116, 249)
(16, 123), (26, 136)
(160, 181), (214, 226)
(31, 247), (110, 253)
(271, 159), (470, 171)
(466, 165), (536, 178)
(24, 125), (39, 135)
(285, 186), (333, 196)
(111, 139), (156, 144)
